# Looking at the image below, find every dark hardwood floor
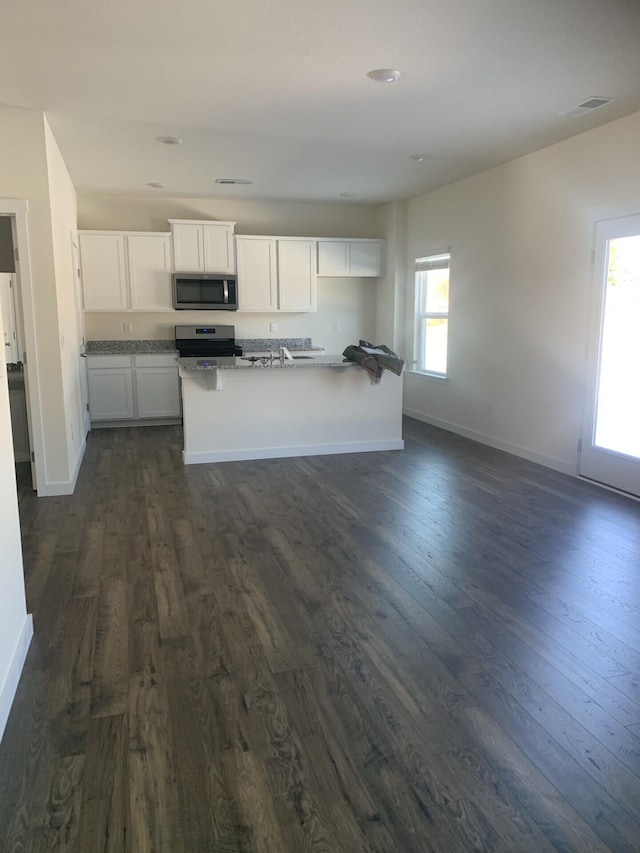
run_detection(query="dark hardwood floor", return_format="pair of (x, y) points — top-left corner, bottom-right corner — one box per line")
(1, 417), (640, 852)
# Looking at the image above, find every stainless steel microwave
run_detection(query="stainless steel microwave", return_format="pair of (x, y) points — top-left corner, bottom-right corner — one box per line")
(172, 273), (238, 310)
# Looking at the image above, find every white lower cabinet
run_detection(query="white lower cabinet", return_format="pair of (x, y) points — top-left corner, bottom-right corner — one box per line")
(87, 354), (180, 423)
(87, 360), (135, 421)
(135, 355), (181, 418)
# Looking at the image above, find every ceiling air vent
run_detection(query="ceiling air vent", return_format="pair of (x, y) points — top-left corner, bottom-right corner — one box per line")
(215, 178), (253, 185)
(560, 97), (614, 118)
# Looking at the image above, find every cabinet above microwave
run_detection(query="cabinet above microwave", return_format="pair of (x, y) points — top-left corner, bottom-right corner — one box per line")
(169, 220), (236, 275)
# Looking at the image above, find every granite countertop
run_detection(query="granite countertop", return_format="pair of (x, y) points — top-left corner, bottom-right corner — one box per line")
(85, 338), (324, 355)
(177, 354), (352, 371)
(86, 340), (177, 355)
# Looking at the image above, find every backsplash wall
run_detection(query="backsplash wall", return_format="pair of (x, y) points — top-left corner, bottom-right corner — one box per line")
(83, 278), (377, 353)
(79, 193), (383, 351)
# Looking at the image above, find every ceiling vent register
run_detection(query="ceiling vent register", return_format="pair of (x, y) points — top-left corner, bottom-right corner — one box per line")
(560, 97), (614, 118)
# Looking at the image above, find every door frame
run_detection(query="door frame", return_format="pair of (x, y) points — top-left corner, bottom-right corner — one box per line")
(579, 213), (640, 498)
(0, 199), (45, 492)
(71, 232), (91, 437)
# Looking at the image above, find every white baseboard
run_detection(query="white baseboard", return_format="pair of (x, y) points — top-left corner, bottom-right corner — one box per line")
(183, 439), (405, 465)
(403, 408), (574, 476)
(36, 436), (86, 496)
(0, 614), (33, 745)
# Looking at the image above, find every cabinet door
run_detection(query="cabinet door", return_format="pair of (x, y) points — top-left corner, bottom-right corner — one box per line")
(203, 224), (235, 274)
(278, 239), (316, 312)
(236, 238), (277, 311)
(135, 367), (181, 418)
(317, 241), (350, 276)
(350, 241), (383, 277)
(87, 368), (134, 420)
(80, 234), (128, 310)
(128, 234), (172, 311)
(172, 223), (203, 272)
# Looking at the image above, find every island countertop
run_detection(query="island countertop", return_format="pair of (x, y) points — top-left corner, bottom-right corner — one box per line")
(177, 354), (350, 370)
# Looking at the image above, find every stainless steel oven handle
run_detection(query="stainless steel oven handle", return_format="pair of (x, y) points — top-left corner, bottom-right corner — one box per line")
(223, 281), (229, 304)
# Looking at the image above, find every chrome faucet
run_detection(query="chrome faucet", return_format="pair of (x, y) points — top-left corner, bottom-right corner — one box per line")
(266, 347), (278, 365)
(279, 346), (293, 363)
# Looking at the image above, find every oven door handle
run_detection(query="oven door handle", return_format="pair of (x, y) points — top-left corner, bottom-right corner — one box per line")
(223, 281), (229, 304)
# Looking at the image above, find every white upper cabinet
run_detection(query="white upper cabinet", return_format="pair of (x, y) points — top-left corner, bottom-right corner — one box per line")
(169, 220), (236, 274)
(79, 232), (172, 312)
(278, 239), (316, 312)
(79, 233), (128, 310)
(127, 234), (172, 311)
(317, 239), (383, 277)
(203, 223), (235, 273)
(236, 236), (277, 311)
(236, 236), (316, 313)
(350, 241), (383, 277)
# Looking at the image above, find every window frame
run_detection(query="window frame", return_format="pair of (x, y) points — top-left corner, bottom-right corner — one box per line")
(413, 250), (451, 378)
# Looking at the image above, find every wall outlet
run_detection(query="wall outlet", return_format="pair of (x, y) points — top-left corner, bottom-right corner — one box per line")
(270, 322), (278, 333)
(333, 321), (342, 333)
(123, 321), (133, 334)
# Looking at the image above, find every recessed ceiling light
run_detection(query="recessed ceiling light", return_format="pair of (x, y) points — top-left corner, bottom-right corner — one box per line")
(146, 182), (166, 188)
(367, 68), (401, 84)
(156, 136), (183, 145)
(409, 154), (427, 162)
(340, 192), (355, 198)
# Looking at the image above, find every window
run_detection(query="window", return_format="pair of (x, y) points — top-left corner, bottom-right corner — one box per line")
(414, 251), (450, 376)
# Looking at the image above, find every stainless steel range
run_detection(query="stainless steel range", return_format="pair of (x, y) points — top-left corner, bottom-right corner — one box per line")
(175, 324), (243, 367)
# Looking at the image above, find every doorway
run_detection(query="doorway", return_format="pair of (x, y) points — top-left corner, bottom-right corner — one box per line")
(580, 214), (640, 497)
(0, 271), (30, 465)
(0, 201), (46, 493)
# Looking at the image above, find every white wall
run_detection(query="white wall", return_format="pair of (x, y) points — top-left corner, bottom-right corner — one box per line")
(78, 194), (382, 352)
(377, 201), (407, 350)
(44, 118), (84, 480)
(402, 109), (640, 474)
(0, 298), (32, 743)
(78, 194), (382, 237)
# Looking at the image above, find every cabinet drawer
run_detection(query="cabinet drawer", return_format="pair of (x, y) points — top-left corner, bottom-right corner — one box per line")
(86, 355), (132, 369)
(134, 354), (177, 368)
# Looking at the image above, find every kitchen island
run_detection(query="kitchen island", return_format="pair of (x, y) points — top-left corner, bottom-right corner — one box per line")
(177, 355), (404, 464)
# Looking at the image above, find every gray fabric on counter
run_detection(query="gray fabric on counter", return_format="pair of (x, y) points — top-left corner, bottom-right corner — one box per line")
(343, 341), (404, 380)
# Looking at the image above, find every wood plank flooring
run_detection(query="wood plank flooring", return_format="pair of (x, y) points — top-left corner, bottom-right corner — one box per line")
(1, 417), (640, 852)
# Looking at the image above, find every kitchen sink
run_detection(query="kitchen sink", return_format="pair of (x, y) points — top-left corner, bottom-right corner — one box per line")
(292, 355), (313, 359)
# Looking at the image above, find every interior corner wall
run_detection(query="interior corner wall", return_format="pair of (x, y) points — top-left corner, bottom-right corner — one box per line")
(376, 201), (407, 350)
(0, 105), (72, 488)
(44, 117), (83, 481)
(402, 109), (640, 474)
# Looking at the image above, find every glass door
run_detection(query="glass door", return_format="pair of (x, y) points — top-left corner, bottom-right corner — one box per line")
(580, 215), (640, 497)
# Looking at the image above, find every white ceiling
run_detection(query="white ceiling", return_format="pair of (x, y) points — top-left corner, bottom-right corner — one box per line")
(3, 0), (640, 204)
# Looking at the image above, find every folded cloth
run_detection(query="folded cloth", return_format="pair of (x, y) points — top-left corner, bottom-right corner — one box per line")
(342, 340), (405, 379)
